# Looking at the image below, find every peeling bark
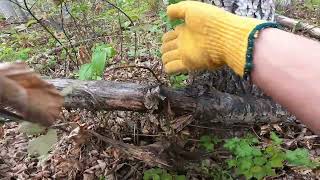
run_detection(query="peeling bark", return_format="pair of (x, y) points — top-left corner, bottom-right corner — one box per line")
(47, 79), (294, 124)
(202, 0), (275, 20)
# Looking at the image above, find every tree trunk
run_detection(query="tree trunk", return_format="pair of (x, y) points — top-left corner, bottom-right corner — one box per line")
(0, 0), (17, 20)
(202, 0), (275, 20)
(0, 0), (27, 21)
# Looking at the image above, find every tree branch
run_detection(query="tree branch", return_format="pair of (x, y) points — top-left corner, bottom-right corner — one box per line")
(47, 79), (293, 124)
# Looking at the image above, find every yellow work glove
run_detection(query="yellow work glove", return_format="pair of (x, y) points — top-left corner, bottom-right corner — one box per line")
(160, 1), (278, 77)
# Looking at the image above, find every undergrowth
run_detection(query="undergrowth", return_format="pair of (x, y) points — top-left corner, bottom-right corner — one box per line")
(144, 132), (319, 180)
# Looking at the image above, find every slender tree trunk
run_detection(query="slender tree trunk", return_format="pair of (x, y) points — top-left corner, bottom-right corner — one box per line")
(202, 0), (275, 20)
(0, 0), (27, 21)
(0, 0), (17, 20)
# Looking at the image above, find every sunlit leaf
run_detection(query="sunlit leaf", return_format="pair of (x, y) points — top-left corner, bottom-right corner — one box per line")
(79, 63), (93, 80)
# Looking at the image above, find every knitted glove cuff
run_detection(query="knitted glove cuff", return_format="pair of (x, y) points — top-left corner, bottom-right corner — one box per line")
(204, 14), (279, 76)
(244, 22), (279, 77)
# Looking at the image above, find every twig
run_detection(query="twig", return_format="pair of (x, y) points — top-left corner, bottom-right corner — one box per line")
(60, 2), (78, 67)
(7, 0), (27, 11)
(88, 130), (171, 168)
(101, 0), (137, 58)
(115, 0), (123, 61)
(251, 127), (262, 140)
(106, 65), (163, 85)
(22, 0), (75, 73)
(101, 0), (134, 26)
(29, 0), (39, 10)
(64, 2), (83, 36)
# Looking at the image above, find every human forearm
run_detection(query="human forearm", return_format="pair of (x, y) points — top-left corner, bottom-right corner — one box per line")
(252, 28), (320, 133)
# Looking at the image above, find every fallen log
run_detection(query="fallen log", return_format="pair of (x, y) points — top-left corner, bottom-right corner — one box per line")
(47, 79), (294, 124)
(275, 14), (320, 39)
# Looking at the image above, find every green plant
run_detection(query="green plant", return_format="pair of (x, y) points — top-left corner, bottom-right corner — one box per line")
(200, 160), (233, 180)
(0, 45), (32, 62)
(286, 148), (319, 168)
(200, 135), (220, 152)
(143, 168), (186, 180)
(78, 43), (116, 80)
(305, 0), (320, 8)
(17, 48), (32, 61)
(159, 0), (185, 30)
(169, 74), (188, 89)
(224, 132), (319, 180)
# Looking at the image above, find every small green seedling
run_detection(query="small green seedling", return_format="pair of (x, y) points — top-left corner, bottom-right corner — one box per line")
(78, 43), (116, 80)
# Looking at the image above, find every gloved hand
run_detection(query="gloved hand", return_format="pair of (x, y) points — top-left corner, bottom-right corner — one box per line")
(160, 1), (278, 77)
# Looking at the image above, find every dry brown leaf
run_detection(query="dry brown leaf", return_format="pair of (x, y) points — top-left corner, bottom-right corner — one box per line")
(0, 62), (64, 126)
(0, 124), (4, 139)
(78, 45), (91, 65)
(68, 124), (90, 146)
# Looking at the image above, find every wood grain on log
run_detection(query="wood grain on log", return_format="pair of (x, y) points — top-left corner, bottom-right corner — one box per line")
(47, 79), (293, 124)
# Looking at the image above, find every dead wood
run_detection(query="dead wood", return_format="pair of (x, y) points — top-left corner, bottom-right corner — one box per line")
(89, 130), (172, 169)
(275, 14), (320, 39)
(0, 62), (63, 126)
(47, 79), (293, 124)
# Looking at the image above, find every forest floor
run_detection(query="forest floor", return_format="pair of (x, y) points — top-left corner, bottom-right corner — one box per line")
(0, 1), (320, 180)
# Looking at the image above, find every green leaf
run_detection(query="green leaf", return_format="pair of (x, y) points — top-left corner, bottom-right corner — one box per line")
(250, 166), (265, 180)
(244, 134), (259, 145)
(270, 132), (283, 145)
(168, 0), (184, 4)
(286, 148), (317, 168)
(19, 121), (46, 135)
(91, 44), (116, 77)
(253, 156), (267, 166)
(27, 129), (58, 162)
(239, 158), (252, 171)
(227, 159), (237, 168)
(251, 148), (262, 156)
(224, 138), (240, 151)
(270, 152), (285, 168)
(79, 63), (93, 80)
(169, 19), (184, 29)
(170, 74), (188, 89)
(175, 175), (186, 180)
(236, 142), (253, 157)
(200, 135), (219, 152)
(266, 145), (278, 156)
(161, 173), (172, 180)
(242, 169), (253, 180)
(17, 48), (31, 61)
(91, 47), (107, 76)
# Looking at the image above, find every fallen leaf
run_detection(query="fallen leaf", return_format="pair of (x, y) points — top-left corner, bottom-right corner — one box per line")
(68, 124), (90, 146)
(0, 62), (64, 126)
(27, 129), (58, 162)
(19, 121), (46, 135)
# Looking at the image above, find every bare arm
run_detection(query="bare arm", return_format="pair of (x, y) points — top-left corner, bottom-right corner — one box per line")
(252, 28), (320, 134)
